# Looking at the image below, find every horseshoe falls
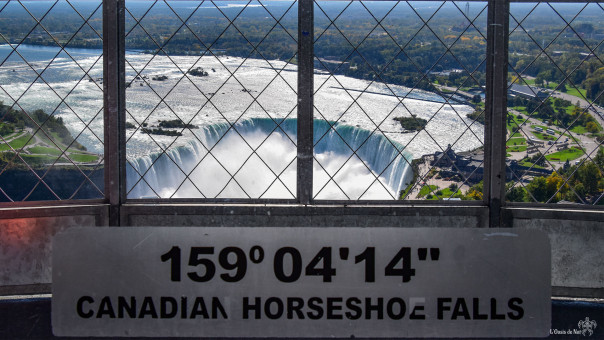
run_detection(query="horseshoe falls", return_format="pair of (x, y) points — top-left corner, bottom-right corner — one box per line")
(0, 48), (483, 200)
(127, 119), (414, 200)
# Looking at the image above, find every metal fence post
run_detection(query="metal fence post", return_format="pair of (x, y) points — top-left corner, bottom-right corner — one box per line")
(485, 0), (510, 227)
(297, 0), (314, 205)
(103, 0), (126, 225)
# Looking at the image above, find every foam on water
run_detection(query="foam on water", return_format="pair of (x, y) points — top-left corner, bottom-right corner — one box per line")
(0, 46), (484, 199)
(127, 118), (413, 200)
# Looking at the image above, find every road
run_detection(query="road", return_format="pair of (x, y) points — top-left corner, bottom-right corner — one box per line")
(506, 81), (603, 167)
(1, 128), (30, 144)
(549, 90), (604, 128)
(507, 108), (599, 169)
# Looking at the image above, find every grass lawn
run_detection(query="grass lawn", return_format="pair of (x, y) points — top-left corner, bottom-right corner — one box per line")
(565, 87), (587, 98)
(0, 134), (34, 151)
(544, 81), (560, 90)
(545, 147), (584, 162)
(28, 146), (64, 156)
(511, 106), (528, 115)
(439, 187), (463, 198)
(508, 145), (527, 152)
(506, 114), (528, 133)
(521, 78), (535, 85)
(34, 130), (86, 152)
(518, 159), (546, 169)
(531, 131), (556, 141)
(570, 125), (588, 134)
(426, 187), (463, 200)
(506, 137), (526, 146)
(507, 137), (527, 152)
(69, 153), (99, 163)
(36, 131), (62, 149)
(418, 184), (438, 197)
(20, 154), (61, 165)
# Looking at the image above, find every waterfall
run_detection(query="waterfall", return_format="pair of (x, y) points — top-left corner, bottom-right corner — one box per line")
(127, 118), (413, 199)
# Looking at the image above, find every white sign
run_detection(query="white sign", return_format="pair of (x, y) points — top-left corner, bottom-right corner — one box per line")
(52, 227), (550, 337)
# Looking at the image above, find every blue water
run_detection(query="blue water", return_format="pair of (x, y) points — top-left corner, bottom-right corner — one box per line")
(0, 44), (103, 64)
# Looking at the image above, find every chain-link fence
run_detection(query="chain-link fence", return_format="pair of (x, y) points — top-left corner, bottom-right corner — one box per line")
(506, 1), (603, 205)
(123, 0), (299, 199)
(0, 0), (104, 202)
(312, 1), (487, 201)
(120, 0), (489, 202)
(0, 0), (601, 208)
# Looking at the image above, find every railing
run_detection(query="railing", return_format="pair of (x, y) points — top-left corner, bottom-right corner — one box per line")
(0, 0), (601, 227)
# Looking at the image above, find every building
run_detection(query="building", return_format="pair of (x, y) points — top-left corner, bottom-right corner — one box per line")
(431, 144), (461, 167)
(508, 83), (548, 100)
(431, 146), (483, 183)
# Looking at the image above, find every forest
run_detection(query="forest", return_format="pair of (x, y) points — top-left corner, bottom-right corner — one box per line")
(0, 2), (600, 102)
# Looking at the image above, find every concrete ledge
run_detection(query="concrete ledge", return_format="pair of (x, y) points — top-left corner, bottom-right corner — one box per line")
(553, 286), (604, 299)
(122, 204), (489, 228)
(514, 219), (604, 294)
(0, 284), (50, 296)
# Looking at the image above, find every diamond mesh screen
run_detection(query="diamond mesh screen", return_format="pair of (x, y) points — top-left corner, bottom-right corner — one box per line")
(124, 0), (299, 199)
(506, 2), (604, 205)
(3, 0), (599, 206)
(0, 0), (104, 202)
(313, 1), (487, 201)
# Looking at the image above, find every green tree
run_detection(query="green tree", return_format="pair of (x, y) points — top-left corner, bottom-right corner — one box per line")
(558, 82), (567, 93)
(464, 181), (483, 200)
(578, 162), (601, 196)
(525, 176), (548, 202)
(572, 182), (586, 200)
(586, 121), (599, 133)
(535, 74), (545, 87)
(506, 183), (526, 202)
(584, 68), (604, 106)
(595, 148), (604, 169)
(545, 172), (567, 202)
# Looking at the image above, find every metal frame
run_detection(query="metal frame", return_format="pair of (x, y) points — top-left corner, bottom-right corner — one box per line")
(484, 0), (510, 228)
(504, 0), (604, 207)
(103, 0), (126, 226)
(298, 0), (314, 205)
(0, 0), (601, 227)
